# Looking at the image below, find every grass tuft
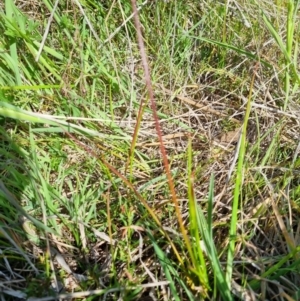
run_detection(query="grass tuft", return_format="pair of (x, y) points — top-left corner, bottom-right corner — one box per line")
(0, 0), (300, 300)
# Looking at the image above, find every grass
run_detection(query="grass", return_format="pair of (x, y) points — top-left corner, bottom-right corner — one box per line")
(0, 0), (300, 300)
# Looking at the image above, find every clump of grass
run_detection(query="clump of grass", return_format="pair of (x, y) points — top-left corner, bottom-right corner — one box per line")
(0, 0), (300, 300)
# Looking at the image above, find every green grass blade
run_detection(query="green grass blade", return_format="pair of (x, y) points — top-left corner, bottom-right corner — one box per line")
(4, 0), (21, 85)
(0, 101), (130, 140)
(187, 137), (209, 289)
(225, 70), (254, 286)
(195, 175), (232, 301)
(148, 230), (195, 301)
(186, 35), (271, 68)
